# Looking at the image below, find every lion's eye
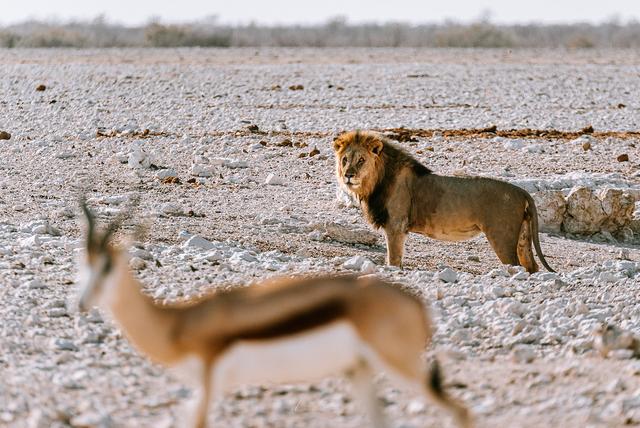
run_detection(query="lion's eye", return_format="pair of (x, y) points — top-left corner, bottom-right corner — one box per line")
(357, 157), (365, 165)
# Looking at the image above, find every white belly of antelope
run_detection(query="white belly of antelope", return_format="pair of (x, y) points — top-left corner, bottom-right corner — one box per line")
(214, 321), (363, 392)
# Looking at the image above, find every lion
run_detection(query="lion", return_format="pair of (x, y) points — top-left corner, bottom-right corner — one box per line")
(333, 130), (554, 273)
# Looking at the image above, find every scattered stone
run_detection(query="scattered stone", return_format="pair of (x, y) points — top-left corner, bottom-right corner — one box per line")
(288, 84), (304, 91)
(156, 169), (178, 179)
(26, 279), (45, 289)
(264, 173), (284, 185)
(466, 255), (480, 262)
(0, 131), (11, 140)
(343, 256), (369, 271)
(211, 158), (249, 169)
(191, 163), (216, 177)
(593, 324), (640, 358)
(437, 268), (458, 283)
(129, 257), (146, 270)
(315, 221), (379, 246)
(52, 338), (78, 352)
(502, 139), (525, 150)
(512, 345), (536, 363)
(360, 260), (377, 274)
(532, 191), (566, 233)
(246, 124), (260, 133)
(309, 147), (320, 157)
(35, 84), (46, 91)
(184, 235), (215, 251)
(127, 146), (155, 169)
(277, 139), (293, 147)
(564, 186), (607, 234)
(159, 202), (184, 217)
(48, 308), (68, 318)
(617, 154), (629, 162)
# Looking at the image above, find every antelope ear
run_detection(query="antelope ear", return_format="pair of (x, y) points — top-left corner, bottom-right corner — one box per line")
(80, 198), (96, 251)
(368, 139), (383, 155)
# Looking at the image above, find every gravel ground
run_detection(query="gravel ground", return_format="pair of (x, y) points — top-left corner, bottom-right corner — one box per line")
(1, 48), (640, 428)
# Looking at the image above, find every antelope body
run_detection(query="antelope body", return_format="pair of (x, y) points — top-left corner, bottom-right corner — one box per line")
(77, 202), (471, 428)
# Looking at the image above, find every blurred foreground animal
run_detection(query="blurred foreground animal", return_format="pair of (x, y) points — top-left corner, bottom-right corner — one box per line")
(77, 201), (471, 428)
(333, 130), (554, 273)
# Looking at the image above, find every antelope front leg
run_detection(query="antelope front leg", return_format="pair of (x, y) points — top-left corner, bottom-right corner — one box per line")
(384, 228), (406, 268)
(185, 362), (213, 428)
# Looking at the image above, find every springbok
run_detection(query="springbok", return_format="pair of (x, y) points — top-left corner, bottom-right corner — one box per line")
(77, 201), (471, 428)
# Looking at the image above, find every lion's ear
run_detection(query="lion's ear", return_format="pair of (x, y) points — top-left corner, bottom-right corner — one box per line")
(333, 136), (345, 152)
(368, 139), (383, 156)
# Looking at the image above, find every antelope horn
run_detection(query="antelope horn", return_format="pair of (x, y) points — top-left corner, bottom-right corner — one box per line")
(80, 197), (95, 248)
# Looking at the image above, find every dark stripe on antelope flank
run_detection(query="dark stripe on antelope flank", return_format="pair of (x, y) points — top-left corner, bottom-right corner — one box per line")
(428, 360), (445, 397)
(228, 299), (347, 343)
(363, 138), (431, 229)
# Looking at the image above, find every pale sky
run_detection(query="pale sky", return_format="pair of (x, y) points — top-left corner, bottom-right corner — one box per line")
(2, 0), (639, 26)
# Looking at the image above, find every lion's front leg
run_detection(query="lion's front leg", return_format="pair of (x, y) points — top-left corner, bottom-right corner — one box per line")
(384, 228), (407, 268)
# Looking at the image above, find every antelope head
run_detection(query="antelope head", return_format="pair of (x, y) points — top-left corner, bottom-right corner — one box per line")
(77, 200), (122, 312)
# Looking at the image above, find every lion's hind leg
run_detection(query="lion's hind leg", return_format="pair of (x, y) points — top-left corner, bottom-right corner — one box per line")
(516, 216), (539, 273)
(483, 223), (520, 268)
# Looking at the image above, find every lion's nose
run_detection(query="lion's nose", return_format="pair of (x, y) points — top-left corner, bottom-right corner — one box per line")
(345, 171), (355, 179)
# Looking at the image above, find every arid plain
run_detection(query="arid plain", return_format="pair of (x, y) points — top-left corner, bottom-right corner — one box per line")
(1, 48), (640, 427)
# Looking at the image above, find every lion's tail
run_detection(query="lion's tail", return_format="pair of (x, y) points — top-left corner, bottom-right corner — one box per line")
(524, 193), (555, 272)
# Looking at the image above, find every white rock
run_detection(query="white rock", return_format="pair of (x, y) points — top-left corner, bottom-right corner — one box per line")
(610, 349), (635, 360)
(308, 230), (324, 241)
(26, 279), (45, 289)
(230, 251), (258, 263)
(524, 144), (544, 153)
(317, 221), (379, 246)
(191, 163), (216, 177)
(343, 256), (368, 271)
(599, 188), (635, 232)
(159, 202), (183, 216)
(490, 286), (507, 298)
(512, 271), (529, 280)
(512, 345), (536, 363)
(127, 146), (155, 169)
(184, 235), (215, 251)
(211, 158), (249, 169)
(503, 139), (525, 150)
(532, 191), (566, 233)
(437, 268), (458, 283)
(20, 235), (41, 247)
(360, 260), (377, 274)
(129, 257), (146, 270)
(52, 338), (78, 352)
(55, 151), (75, 159)
(564, 186), (607, 234)
(156, 168), (178, 179)
(264, 173), (284, 186)
(114, 151), (129, 163)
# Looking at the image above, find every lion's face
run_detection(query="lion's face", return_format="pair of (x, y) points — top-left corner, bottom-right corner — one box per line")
(333, 131), (384, 195)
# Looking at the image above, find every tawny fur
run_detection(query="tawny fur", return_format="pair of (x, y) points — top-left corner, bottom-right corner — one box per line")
(77, 204), (472, 428)
(333, 130), (554, 273)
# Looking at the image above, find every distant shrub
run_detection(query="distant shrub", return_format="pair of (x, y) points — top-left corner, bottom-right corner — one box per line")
(565, 34), (596, 48)
(0, 31), (19, 47)
(144, 23), (230, 47)
(2, 17), (640, 49)
(434, 23), (515, 48)
(17, 28), (88, 47)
